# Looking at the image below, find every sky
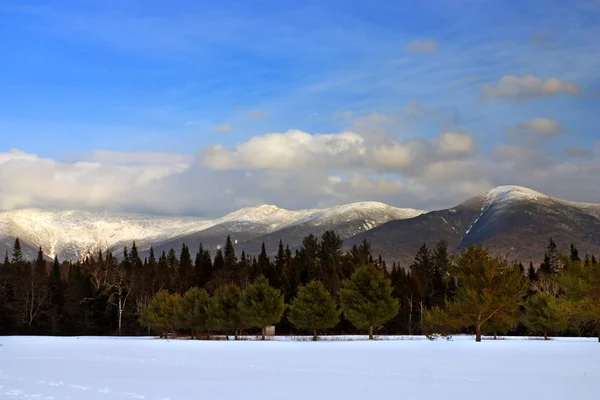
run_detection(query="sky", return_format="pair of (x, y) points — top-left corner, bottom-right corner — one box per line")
(0, 0), (599, 217)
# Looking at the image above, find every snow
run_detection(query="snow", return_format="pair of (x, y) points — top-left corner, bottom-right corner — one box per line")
(483, 185), (548, 205)
(1, 336), (598, 400)
(0, 202), (424, 261)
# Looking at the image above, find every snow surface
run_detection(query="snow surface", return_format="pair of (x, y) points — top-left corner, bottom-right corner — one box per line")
(1, 336), (598, 400)
(483, 185), (548, 205)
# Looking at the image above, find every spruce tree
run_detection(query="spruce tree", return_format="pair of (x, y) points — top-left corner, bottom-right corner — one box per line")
(257, 243), (271, 282)
(178, 244), (194, 293)
(319, 230), (343, 295)
(570, 244), (581, 262)
(288, 281), (340, 340)
(195, 244), (213, 289)
(12, 238), (23, 265)
(213, 248), (225, 271)
(592, 255), (597, 265)
(47, 256), (65, 334)
(239, 275), (285, 340)
(223, 236), (237, 270)
(528, 262), (538, 281)
(206, 283), (245, 339)
(3, 251), (9, 267)
(340, 264), (399, 339)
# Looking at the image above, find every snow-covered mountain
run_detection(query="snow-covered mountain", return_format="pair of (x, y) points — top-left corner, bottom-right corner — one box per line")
(347, 185), (600, 265)
(146, 202), (424, 258)
(0, 202), (424, 261)
(4, 185), (597, 264)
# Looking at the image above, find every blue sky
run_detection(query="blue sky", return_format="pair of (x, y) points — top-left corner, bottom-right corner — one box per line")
(0, 0), (599, 214)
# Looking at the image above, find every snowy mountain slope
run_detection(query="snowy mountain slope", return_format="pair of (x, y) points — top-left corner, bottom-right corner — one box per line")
(146, 202), (424, 258)
(0, 202), (424, 261)
(346, 185), (600, 265)
(0, 209), (208, 261)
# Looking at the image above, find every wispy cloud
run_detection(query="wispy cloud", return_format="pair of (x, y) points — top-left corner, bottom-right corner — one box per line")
(213, 123), (233, 133)
(403, 39), (437, 53)
(482, 75), (581, 102)
(248, 111), (268, 120)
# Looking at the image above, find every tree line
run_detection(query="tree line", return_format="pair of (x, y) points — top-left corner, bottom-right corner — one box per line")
(0, 233), (598, 341)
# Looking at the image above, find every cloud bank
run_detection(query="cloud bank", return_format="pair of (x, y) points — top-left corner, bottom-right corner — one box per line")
(2, 125), (599, 217)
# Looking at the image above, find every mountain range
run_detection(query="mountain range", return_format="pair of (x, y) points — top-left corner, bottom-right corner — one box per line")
(1, 185), (599, 265)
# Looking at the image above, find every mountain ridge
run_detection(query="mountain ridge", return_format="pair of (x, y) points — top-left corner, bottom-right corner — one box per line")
(1, 185), (598, 264)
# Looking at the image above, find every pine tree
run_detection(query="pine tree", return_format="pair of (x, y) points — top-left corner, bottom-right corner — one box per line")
(177, 287), (210, 338)
(592, 255), (597, 265)
(3, 251), (9, 267)
(206, 283), (245, 339)
(423, 245), (528, 342)
(141, 290), (181, 338)
(288, 281), (340, 341)
(340, 264), (399, 339)
(522, 291), (569, 340)
(555, 258), (600, 342)
(239, 275), (285, 340)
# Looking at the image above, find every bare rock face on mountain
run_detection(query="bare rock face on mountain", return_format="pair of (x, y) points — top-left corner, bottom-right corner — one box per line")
(346, 186), (600, 266)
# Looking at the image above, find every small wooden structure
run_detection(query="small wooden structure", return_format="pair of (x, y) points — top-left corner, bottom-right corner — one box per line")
(265, 326), (275, 336)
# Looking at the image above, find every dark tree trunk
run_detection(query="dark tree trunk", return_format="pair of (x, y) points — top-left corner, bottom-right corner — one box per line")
(313, 329), (318, 341)
(261, 327), (265, 341)
(368, 326), (374, 340)
(475, 324), (482, 342)
(544, 330), (548, 340)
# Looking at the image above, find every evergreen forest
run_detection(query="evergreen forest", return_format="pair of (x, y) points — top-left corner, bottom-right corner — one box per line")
(0, 232), (598, 342)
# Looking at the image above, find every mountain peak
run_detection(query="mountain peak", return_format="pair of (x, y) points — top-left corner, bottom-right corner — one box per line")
(483, 185), (548, 205)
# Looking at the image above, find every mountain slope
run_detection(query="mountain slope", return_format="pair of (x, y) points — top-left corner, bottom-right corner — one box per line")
(146, 202), (423, 257)
(345, 186), (600, 265)
(0, 203), (424, 261)
(235, 202), (424, 255)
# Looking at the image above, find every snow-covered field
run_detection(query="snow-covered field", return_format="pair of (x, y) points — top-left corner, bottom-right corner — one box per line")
(1, 336), (598, 400)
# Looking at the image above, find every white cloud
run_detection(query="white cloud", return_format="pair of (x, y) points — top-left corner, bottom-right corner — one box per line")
(371, 143), (413, 168)
(201, 129), (365, 170)
(404, 39), (437, 53)
(2, 128), (599, 216)
(436, 132), (476, 156)
(483, 75), (581, 101)
(214, 123), (232, 132)
(248, 111), (268, 120)
(517, 118), (564, 136)
(565, 146), (593, 159)
(83, 150), (192, 166)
